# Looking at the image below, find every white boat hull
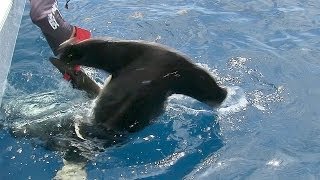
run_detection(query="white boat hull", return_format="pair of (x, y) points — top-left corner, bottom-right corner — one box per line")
(0, 0), (26, 104)
(0, 0), (13, 31)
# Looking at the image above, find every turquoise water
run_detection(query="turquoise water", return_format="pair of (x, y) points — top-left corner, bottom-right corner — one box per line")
(1, 0), (320, 179)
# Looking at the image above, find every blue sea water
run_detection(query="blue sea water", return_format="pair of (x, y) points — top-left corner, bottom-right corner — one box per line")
(1, 0), (320, 179)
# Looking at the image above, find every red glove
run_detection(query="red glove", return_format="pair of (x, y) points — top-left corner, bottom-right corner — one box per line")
(74, 26), (91, 42)
(63, 26), (91, 81)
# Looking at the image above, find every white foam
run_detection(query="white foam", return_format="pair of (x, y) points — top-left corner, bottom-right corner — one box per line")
(218, 86), (248, 115)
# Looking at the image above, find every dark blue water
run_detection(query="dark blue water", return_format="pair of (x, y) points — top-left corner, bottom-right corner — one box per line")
(1, 0), (320, 179)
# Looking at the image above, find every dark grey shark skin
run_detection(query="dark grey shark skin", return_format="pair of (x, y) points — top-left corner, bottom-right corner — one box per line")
(50, 57), (101, 98)
(58, 38), (227, 132)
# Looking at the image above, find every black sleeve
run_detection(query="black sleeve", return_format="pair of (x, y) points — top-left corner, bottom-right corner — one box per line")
(30, 0), (73, 55)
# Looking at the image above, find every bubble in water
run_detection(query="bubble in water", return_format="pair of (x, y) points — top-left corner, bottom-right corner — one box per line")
(143, 135), (155, 141)
(266, 159), (283, 167)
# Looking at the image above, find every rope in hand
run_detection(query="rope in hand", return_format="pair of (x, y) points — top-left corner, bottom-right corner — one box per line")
(65, 0), (71, 9)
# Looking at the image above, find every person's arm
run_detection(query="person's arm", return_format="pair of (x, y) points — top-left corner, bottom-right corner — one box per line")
(29, 0), (90, 55)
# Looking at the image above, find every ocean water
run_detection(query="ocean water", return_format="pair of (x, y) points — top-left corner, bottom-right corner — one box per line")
(1, 0), (320, 179)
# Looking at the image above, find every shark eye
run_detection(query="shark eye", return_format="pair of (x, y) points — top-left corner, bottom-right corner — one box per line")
(64, 53), (74, 63)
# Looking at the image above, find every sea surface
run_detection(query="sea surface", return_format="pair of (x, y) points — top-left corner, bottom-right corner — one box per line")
(1, 0), (320, 179)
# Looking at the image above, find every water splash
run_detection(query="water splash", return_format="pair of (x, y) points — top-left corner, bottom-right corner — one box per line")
(218, 86), (249, 115)
(184, 56), (287, 179)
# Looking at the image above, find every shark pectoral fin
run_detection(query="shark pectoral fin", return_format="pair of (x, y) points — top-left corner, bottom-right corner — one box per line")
(173, 66), (227, 107)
